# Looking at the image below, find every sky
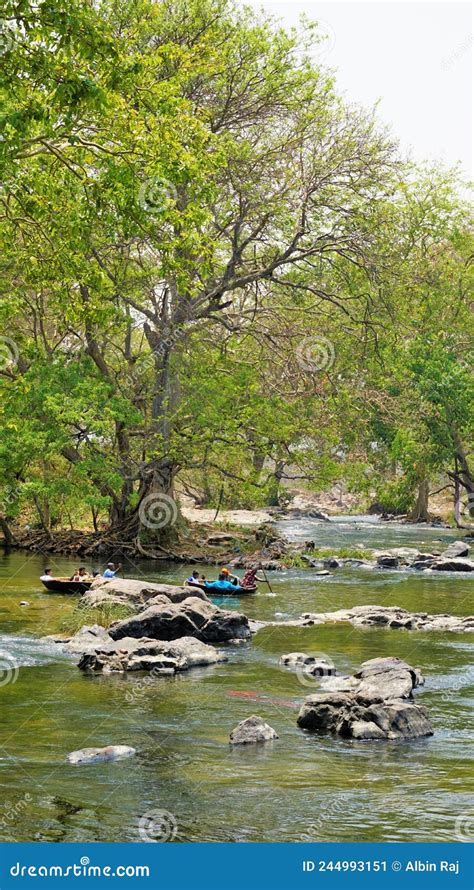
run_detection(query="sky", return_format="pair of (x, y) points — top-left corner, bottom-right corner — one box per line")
(247, 1), (473, 177)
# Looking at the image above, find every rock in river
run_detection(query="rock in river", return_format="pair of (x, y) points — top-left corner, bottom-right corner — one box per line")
(280, 652), (335, 676)
(230, 715), (279, 745)
(440, 540), (470, 559)
(109, 596), (250, 643)
(67, 745), (136, 765)
(78, 635), (227, 674)
(84, 578), (209, 608)
(297, 656), (433, 741)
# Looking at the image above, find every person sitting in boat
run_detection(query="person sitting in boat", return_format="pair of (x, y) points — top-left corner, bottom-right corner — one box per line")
(186, 570), (201, 586)
(77, 567), (92, 581)
(205, 572), (240, 592)
(40, 568), (53, 581)
(70, 569), (82, 582)
(103, 562), (122, 578)
(221, 567), (240, 586)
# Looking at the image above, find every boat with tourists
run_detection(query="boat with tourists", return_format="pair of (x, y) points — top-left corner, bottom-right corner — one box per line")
(41, 578), (93, 594)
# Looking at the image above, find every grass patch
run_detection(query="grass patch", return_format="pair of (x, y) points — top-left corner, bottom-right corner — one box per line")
(59, 602), (135, 635)
(286, 547), (373, 567)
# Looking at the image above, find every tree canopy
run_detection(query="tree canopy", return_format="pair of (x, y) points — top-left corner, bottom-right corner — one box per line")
(0, 0), (472, 548)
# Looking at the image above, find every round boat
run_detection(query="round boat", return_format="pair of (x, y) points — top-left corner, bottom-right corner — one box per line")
(41, 578), (93, 595)
(190, 582), (257, 596)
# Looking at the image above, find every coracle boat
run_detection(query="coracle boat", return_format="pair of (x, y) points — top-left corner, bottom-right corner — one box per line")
(41, 578), (93, 594)
(191, 583), (257, 596)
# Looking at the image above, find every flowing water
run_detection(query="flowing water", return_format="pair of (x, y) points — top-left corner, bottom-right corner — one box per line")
(0, 518), (472, 843)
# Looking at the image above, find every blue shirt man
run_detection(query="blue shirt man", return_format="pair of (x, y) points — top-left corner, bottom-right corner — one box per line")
(103, 562), (121, 578)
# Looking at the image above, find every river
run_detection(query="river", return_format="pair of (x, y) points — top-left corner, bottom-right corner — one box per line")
(0, 518), (472, 843)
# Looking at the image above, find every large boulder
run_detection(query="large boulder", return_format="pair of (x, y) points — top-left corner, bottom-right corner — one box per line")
(296, 656), (433, 741)
(78, 635), (227, 674)
(229, 715), (279, 745)
(109, 596), (250, 643)
(88, 577), (209, 606)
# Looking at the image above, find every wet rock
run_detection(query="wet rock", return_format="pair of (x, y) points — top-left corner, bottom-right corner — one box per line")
(440, 540), (470, 559)
(430, 557), (474, 572)
(280, 652), (335, 676)
(323, 558), (340, 569)
(298, 605), (474, 633)
(376, 555), (399, 569)
(63, 624), (116, 654)
(78, 635), (227, 674)
(297, 656), (433, 741)
(67, 745), (136, 765)
(229, 715), (279, 745)
(109, 596), (250, 643)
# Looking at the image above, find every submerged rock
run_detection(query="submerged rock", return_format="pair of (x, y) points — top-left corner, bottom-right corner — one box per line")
(109, 596), (250, 643)
(430, 557), (474, 572)
(78, 636), (227, 674)
(297, 656), (433, 741)
(67, 745), (136, 765)
(280, 652), (335, 676)
(229, 715), (279, 745)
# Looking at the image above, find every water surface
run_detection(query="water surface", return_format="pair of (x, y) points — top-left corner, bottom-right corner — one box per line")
(0, 520), (472, 843)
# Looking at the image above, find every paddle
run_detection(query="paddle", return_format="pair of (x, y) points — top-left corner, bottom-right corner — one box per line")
(261, 567), (273, 594)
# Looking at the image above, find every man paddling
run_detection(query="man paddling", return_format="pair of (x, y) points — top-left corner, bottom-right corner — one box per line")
(103, 562), (122, 578)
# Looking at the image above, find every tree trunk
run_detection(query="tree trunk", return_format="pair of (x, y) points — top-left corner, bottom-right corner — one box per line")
(0, 517), (16, 547)
(267, 460), (285, 507)
(408, 478), (429, 523)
